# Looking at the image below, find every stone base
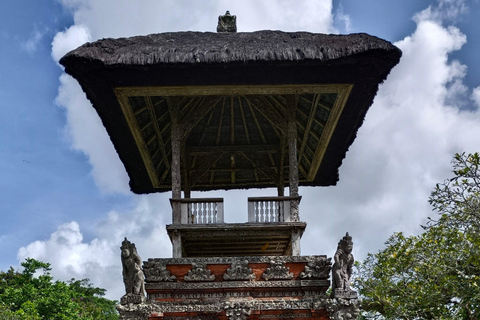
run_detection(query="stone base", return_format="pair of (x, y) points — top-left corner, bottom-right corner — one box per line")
(332, 288), (358, 299)
(117, 256), (360, 320)
(117, 298), (361, 320)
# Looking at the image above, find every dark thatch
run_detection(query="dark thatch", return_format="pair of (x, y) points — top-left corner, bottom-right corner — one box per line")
(61, 31), (398, 69)
(60, 31), (401, 194)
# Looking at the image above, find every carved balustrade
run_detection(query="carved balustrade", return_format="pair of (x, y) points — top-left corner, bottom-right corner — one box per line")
(171, 198), (224, 224)
(248, 196), (301, 222)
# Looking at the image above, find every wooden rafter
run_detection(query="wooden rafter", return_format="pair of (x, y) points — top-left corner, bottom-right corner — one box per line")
(146, 97), (170, 172)
(181, 96), (222, 139)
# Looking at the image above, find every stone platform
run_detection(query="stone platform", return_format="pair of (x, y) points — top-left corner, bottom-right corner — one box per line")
(117, 256), (359, 320)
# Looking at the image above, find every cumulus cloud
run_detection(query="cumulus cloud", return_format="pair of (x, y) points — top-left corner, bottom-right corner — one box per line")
(55, 74), (130, 194)
(301, 5), (480, 258)
(19, 0), (480, 299)
(18, 195), (172, 300)
(51, 24), (90, 62)
(414, 0), (467, 24)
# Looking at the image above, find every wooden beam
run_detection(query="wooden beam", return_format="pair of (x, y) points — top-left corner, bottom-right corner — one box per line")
(146, 97), (170, 170)
(189, 144), (278, 155)
(241, 152), (278, 185)
(247, 96), (286, 134)
(189, 152), (224, 186)
(181, 96), (222, 139)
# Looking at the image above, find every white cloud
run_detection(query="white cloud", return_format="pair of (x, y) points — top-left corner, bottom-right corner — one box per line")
(51, 24), (91, 63)
(55, 74), (130, 194)
(301, 10), (480, 259)
(414, 0), (467, 24)
(18, 194), (172, 300)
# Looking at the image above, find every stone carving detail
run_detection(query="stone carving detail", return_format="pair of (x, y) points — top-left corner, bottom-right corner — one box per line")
(117, 297), (360, 319)
(146, 279), (329, 290)
(145, 255), (327, 265)
(262, 259), (294, 280)
(143, 260), (176, 282)
(184, 262), (215, 282)
(324, 298), (361, 320)
(120, 238), (146, 305)
(217, 11), (237, 33)
(224, 301), (252, 320)
(223, 259), (256, 281)
(331, 233), (357, 299)
(300, 257), (332, 279)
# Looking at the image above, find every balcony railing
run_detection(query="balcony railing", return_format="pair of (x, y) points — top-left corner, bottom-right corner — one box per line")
(248, 196), (301, 223)
(172, 198), (224, 224)
(171, 196), (301, 224)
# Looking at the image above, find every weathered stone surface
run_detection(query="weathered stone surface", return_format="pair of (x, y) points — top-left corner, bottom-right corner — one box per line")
(300, 257), (332, 279)
(331, 233), (357, 299)
(184, 262), (215, 282)
(120, 238), (146, 305)
(223, 259), (256, 281)
(262, 259), (294, 280)
(217, 11), (236, 33)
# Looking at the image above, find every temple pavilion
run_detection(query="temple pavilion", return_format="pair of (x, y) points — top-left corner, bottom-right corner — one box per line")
(60, 13), (401, 320)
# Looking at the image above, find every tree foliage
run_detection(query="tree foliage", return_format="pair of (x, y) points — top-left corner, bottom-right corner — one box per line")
(0, 258), (119, 320)
(355, 153), (480, 320)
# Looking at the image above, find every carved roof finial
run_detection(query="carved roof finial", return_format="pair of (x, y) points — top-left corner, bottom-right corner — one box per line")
(217, 10), (237, 33)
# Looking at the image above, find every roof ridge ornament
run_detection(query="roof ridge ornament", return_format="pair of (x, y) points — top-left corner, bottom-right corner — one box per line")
(217, 10), (237, 33)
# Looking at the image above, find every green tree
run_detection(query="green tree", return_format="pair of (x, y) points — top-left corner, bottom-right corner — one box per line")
(0, 258), (119, 320)
(355, 153), (480, 320)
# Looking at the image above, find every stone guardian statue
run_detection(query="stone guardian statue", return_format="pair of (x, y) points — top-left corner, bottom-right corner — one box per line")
(120, 237), (146, 305)
(331, 232), (357, 299)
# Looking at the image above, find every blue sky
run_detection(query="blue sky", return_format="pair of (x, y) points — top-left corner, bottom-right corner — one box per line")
(1, 0), (479, 299)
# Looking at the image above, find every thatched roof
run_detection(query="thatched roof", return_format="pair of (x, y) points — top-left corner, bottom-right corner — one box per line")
(61, 31), (398, 68)
(60, 31), (401, 194)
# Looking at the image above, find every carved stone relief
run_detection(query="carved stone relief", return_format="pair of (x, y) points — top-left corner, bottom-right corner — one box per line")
(223, 259), (256, 281)
(143, 260), (176, 282)
(300, 257), (332, 279)
(262, 259), (294, 280)
(217, 11), (237, 33)
(224, 301), (252, 320)
(184, 262), (215, 282)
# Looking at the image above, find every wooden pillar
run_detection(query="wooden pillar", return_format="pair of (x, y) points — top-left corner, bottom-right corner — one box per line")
(181, 140), (191, 199)
(286, 95), (299, 221)
(277, 137), (286, 197)
(169, 98), (182, 224)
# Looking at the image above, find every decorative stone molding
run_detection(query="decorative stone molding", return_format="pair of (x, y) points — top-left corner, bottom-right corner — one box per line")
(149, 289), (318, 300)
(300, 257), (332, 279)
(184, 262), (215, 282)
(143, 260), (176, 282)
(262, 259), (294, 280)
(224, 301), (252, 320)
(223, 259), (256, 281)
(146, 279), (329, 290)
(118, 297), (361, 319)
(145, 255), (327, 265)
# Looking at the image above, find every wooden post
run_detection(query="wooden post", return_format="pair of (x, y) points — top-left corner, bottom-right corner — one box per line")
(169, 98), (182, 224)
(277, 137), (285, 196)
(286, 95), (299, 221)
